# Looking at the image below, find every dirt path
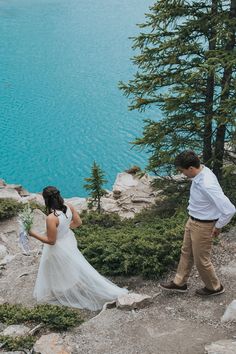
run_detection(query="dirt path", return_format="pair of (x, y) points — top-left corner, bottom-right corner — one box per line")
(63, 227), (236, 354)
(0, 217), (235, 353)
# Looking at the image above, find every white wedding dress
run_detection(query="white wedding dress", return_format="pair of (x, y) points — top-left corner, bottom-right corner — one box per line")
(33, 206), (128, 310)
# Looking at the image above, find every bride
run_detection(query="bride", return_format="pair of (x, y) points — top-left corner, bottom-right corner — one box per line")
(29, 186), (128, 311)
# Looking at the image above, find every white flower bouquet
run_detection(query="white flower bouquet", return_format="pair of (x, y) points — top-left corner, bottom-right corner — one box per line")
(18, 204), (33, 255)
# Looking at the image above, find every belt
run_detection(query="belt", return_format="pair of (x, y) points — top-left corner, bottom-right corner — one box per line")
(190, 216), (218, 223)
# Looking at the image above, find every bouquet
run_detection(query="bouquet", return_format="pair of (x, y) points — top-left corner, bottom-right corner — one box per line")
(18, 204), (33, 255)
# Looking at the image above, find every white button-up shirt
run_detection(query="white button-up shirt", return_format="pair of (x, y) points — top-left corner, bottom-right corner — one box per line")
(188, 166), (235, 228)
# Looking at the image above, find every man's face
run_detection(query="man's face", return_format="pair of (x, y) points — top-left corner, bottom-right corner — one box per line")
(178, 166), (197, 178)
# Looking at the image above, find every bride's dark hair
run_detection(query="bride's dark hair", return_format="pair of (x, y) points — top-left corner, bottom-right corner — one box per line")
(42, 186), (67, 216)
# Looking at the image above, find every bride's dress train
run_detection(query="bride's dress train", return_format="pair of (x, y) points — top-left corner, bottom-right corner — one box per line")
(33, 207), (128, 311)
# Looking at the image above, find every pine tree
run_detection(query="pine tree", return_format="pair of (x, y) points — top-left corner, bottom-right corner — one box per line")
(84, 162), (107, 213)
(120, 0), (236, 180)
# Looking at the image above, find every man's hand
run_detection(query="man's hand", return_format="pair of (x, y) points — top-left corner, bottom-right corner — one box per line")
(211, 227), (221, 238)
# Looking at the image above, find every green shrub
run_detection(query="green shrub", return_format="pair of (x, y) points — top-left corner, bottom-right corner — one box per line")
(0, 198), (24, 220)
(81, 211), (122, 228)
(0, 335), (36, 351)
(75, 211), (186, 279)
(0, 303), (83, 330)
(0, 304), (83, 351)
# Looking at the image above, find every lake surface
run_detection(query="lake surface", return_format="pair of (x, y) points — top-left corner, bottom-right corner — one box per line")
(0, 0), (149, 196)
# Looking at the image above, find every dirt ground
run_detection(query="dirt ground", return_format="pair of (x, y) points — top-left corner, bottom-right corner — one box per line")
(0, 217), (235, 354)
(63, 227), (236, 354)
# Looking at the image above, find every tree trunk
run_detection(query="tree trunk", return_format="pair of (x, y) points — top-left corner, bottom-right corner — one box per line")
(213, 0), (236, 180)
(203, 0), (217, 167)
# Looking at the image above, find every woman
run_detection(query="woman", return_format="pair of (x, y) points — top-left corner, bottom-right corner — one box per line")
(29, 186), (128, 311)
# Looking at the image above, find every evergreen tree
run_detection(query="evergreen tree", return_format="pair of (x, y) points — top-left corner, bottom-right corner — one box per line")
(120, 0), (236, 180)
(84, 162), (107, 213)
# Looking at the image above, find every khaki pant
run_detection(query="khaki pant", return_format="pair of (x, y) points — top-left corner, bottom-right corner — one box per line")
(174, 217), (220, 291)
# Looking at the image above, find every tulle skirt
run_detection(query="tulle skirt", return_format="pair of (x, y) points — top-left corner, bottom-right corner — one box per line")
(33, 231), (128, 311)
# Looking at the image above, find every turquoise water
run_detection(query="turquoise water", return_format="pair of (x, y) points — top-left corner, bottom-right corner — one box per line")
(0, 0), (149, 197)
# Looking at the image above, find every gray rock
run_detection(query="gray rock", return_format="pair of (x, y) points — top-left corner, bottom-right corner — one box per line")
(131, 196), (153, 203)
(18, 188), (30, 197)
(1, 324), (30, 337)
(0, 179), (6, 187)
(221, 300), (236, 323)
(116, 293), (153, 310)
(0, 245), (8, 261)
(0, 188), (21, 201)
(113, 172), (139, 193)
(0, 352), (26, 354)
(21, 193), (44, 206)
(205, 339), (236, 354)
(33, 333), (72, 354)
(64, 197), (88, 213)
(113, 189), (122, 199)
(100, 197), (120, 213)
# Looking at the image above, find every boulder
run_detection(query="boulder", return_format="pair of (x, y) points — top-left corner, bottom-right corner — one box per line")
(0, 179), (6, 187)
(18, 188), (30, 197)
(221, 300), (236, 323)
(1, 324), (30, 337)
(33, 333), (71, 354)
(21, 193), (44, 206)
(64, 197), (88, 213)
(0, 188), (21, 201)
(113, 172), (139, 193)
(100, 197), (120, 213)
(205, 339), (236, 354)
(116, 293), (153, 310)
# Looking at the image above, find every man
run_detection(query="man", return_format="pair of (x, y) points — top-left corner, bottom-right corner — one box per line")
(160, 150), (236, 296)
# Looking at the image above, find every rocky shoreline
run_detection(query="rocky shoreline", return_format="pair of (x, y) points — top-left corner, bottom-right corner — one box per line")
(0, 171), (160, 219)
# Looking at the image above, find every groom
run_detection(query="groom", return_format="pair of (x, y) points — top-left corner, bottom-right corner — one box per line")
(160, 150), (235, 296)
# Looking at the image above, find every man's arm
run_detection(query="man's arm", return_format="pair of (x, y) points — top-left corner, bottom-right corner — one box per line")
(203, 184), (235, 230)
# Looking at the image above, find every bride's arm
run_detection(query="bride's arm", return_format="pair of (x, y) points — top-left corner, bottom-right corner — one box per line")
(68, 204), (82, 229)
(29, 214), (57, 245)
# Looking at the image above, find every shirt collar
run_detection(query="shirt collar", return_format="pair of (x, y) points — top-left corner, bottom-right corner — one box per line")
(192, 165), (205, 184)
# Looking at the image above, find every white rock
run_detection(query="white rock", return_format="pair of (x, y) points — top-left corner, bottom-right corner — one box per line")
(0, 179), (6, 187)
(113, 172), (139, 192)
(116, 292), (152, 310)
(205, 339), (236, 354)
(2, 324), (30, 337)
(221, 300), (236, 323)
(0, 352), (25, 354)
(100, 197), (120, 213)
(21, 193), (44, 205)
(0, 244), (7, 261)
(0, 254), (15, 265)
(33, 333), (71, 354)
(65, 197), (88, 212)
(131, 196), (153, 203)
(0, 188), (22, 201)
